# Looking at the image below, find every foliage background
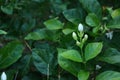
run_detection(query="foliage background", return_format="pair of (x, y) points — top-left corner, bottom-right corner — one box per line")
(0, 0), (120, 80)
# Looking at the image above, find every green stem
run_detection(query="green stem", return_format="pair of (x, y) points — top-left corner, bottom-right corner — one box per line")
(80, 47), (86, 69)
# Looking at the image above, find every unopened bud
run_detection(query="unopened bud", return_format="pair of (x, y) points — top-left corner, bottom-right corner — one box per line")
(78, 23), (83, 32)
(1, 72), (7, 80)
(84, 34), (88, 40)
(72, 32), (77, 40)
(76, 41), (80, 46)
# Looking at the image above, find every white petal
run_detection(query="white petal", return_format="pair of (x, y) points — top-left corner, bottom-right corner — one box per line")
(1, 72), (7, 80)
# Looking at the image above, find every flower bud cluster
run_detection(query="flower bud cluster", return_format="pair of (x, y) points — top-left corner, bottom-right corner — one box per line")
(72, 23), (88, 48)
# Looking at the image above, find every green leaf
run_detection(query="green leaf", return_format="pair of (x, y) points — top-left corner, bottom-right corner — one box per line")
(0, 30), (7, 35)
(79, 0), (102, 19)
(86, 13), (100, 27)
(78, 70), (89, 80)
(96, 71), (120, 80)
(111, 8), (120, 18)
(85, 42), (103, 61)
(98, 48), (120, 64)
(44, 18), (64, 30)
(61, 49), (82, 62)
(62, 28), (74, 35)
(58, 48), (81, 76)
(107, 17), (120, 29)
(25, 29), (47, 40)
(0, 41), (24, 69)
(32, 44), (57, 75)
(18, 54), (32, 76)
(1, 5), (13, 15)
(63, 8), (86, 24)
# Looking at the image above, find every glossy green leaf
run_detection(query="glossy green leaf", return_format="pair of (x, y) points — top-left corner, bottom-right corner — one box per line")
(79, 0), (102, 19)
(62, 28), (74, 35)
(111, 8), (120, 18)
(86, 13), (100, 27)
(32, 44), (57, 75)
(1, 5), (13, 15)
(96, 71), (120, 80)
(44, 18), (64, 30)
(19, 54), (32, 76)
(61, 49), (82, 62)
(0, 30), (7, 35)
(107, 17), (120, 29)
(85, 42), (103, 61)
(98, 48), (120, 64)
(63, 8), (86, 24)
(78, 70), (89, 80)
(0, 41), (24, 69)
(58, 48), (81, 76)
(25, 29), (47, 40)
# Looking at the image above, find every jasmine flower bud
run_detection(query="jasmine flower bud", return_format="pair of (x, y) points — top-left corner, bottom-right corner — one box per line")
(78, 23), (83, 32)
(1, 72), (7, 80)
(72, 32), (77, 40)
(84, 34), (88, 40)
(76, 41), (80, 46)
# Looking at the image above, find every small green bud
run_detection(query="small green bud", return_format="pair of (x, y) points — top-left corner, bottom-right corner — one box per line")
(72, 32), (77, 40)
(76, 41), (80, 46)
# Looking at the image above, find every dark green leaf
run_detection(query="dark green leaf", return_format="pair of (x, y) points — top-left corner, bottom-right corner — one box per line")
(98, 48), (120, 64)
(63, 8), (86, 24)
(107, 17), (120, 29)
(79, 0), (102, 19)
(1, 5), (13, 15)
(96, 71), (120, 80)
(0, 41), (24, 69)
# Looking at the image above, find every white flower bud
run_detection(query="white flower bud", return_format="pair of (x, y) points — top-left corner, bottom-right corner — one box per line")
(1, 72), (7, 80)
(76, 41), (80, 46)
(72, 32), (77, 40)
(84, 34), (88, 40)
(78, 23), (83, 32)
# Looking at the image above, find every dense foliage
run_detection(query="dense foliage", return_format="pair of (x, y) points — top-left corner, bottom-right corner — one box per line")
(0, 0), (120, 80)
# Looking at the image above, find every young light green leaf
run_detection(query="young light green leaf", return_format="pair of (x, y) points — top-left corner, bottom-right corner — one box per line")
(96, 71), (120, 80)
(44, 18), (64, 30)
(62, 28), (74, 35)
(0, 30), (7, 35)
(86, 13), (100, 27)
(78, 70), (89, 80)
(61, 49), (82, 62)
(25, 29), (47, 40)
(85, 42), (103, 61)
(111, 8), (120, 18)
